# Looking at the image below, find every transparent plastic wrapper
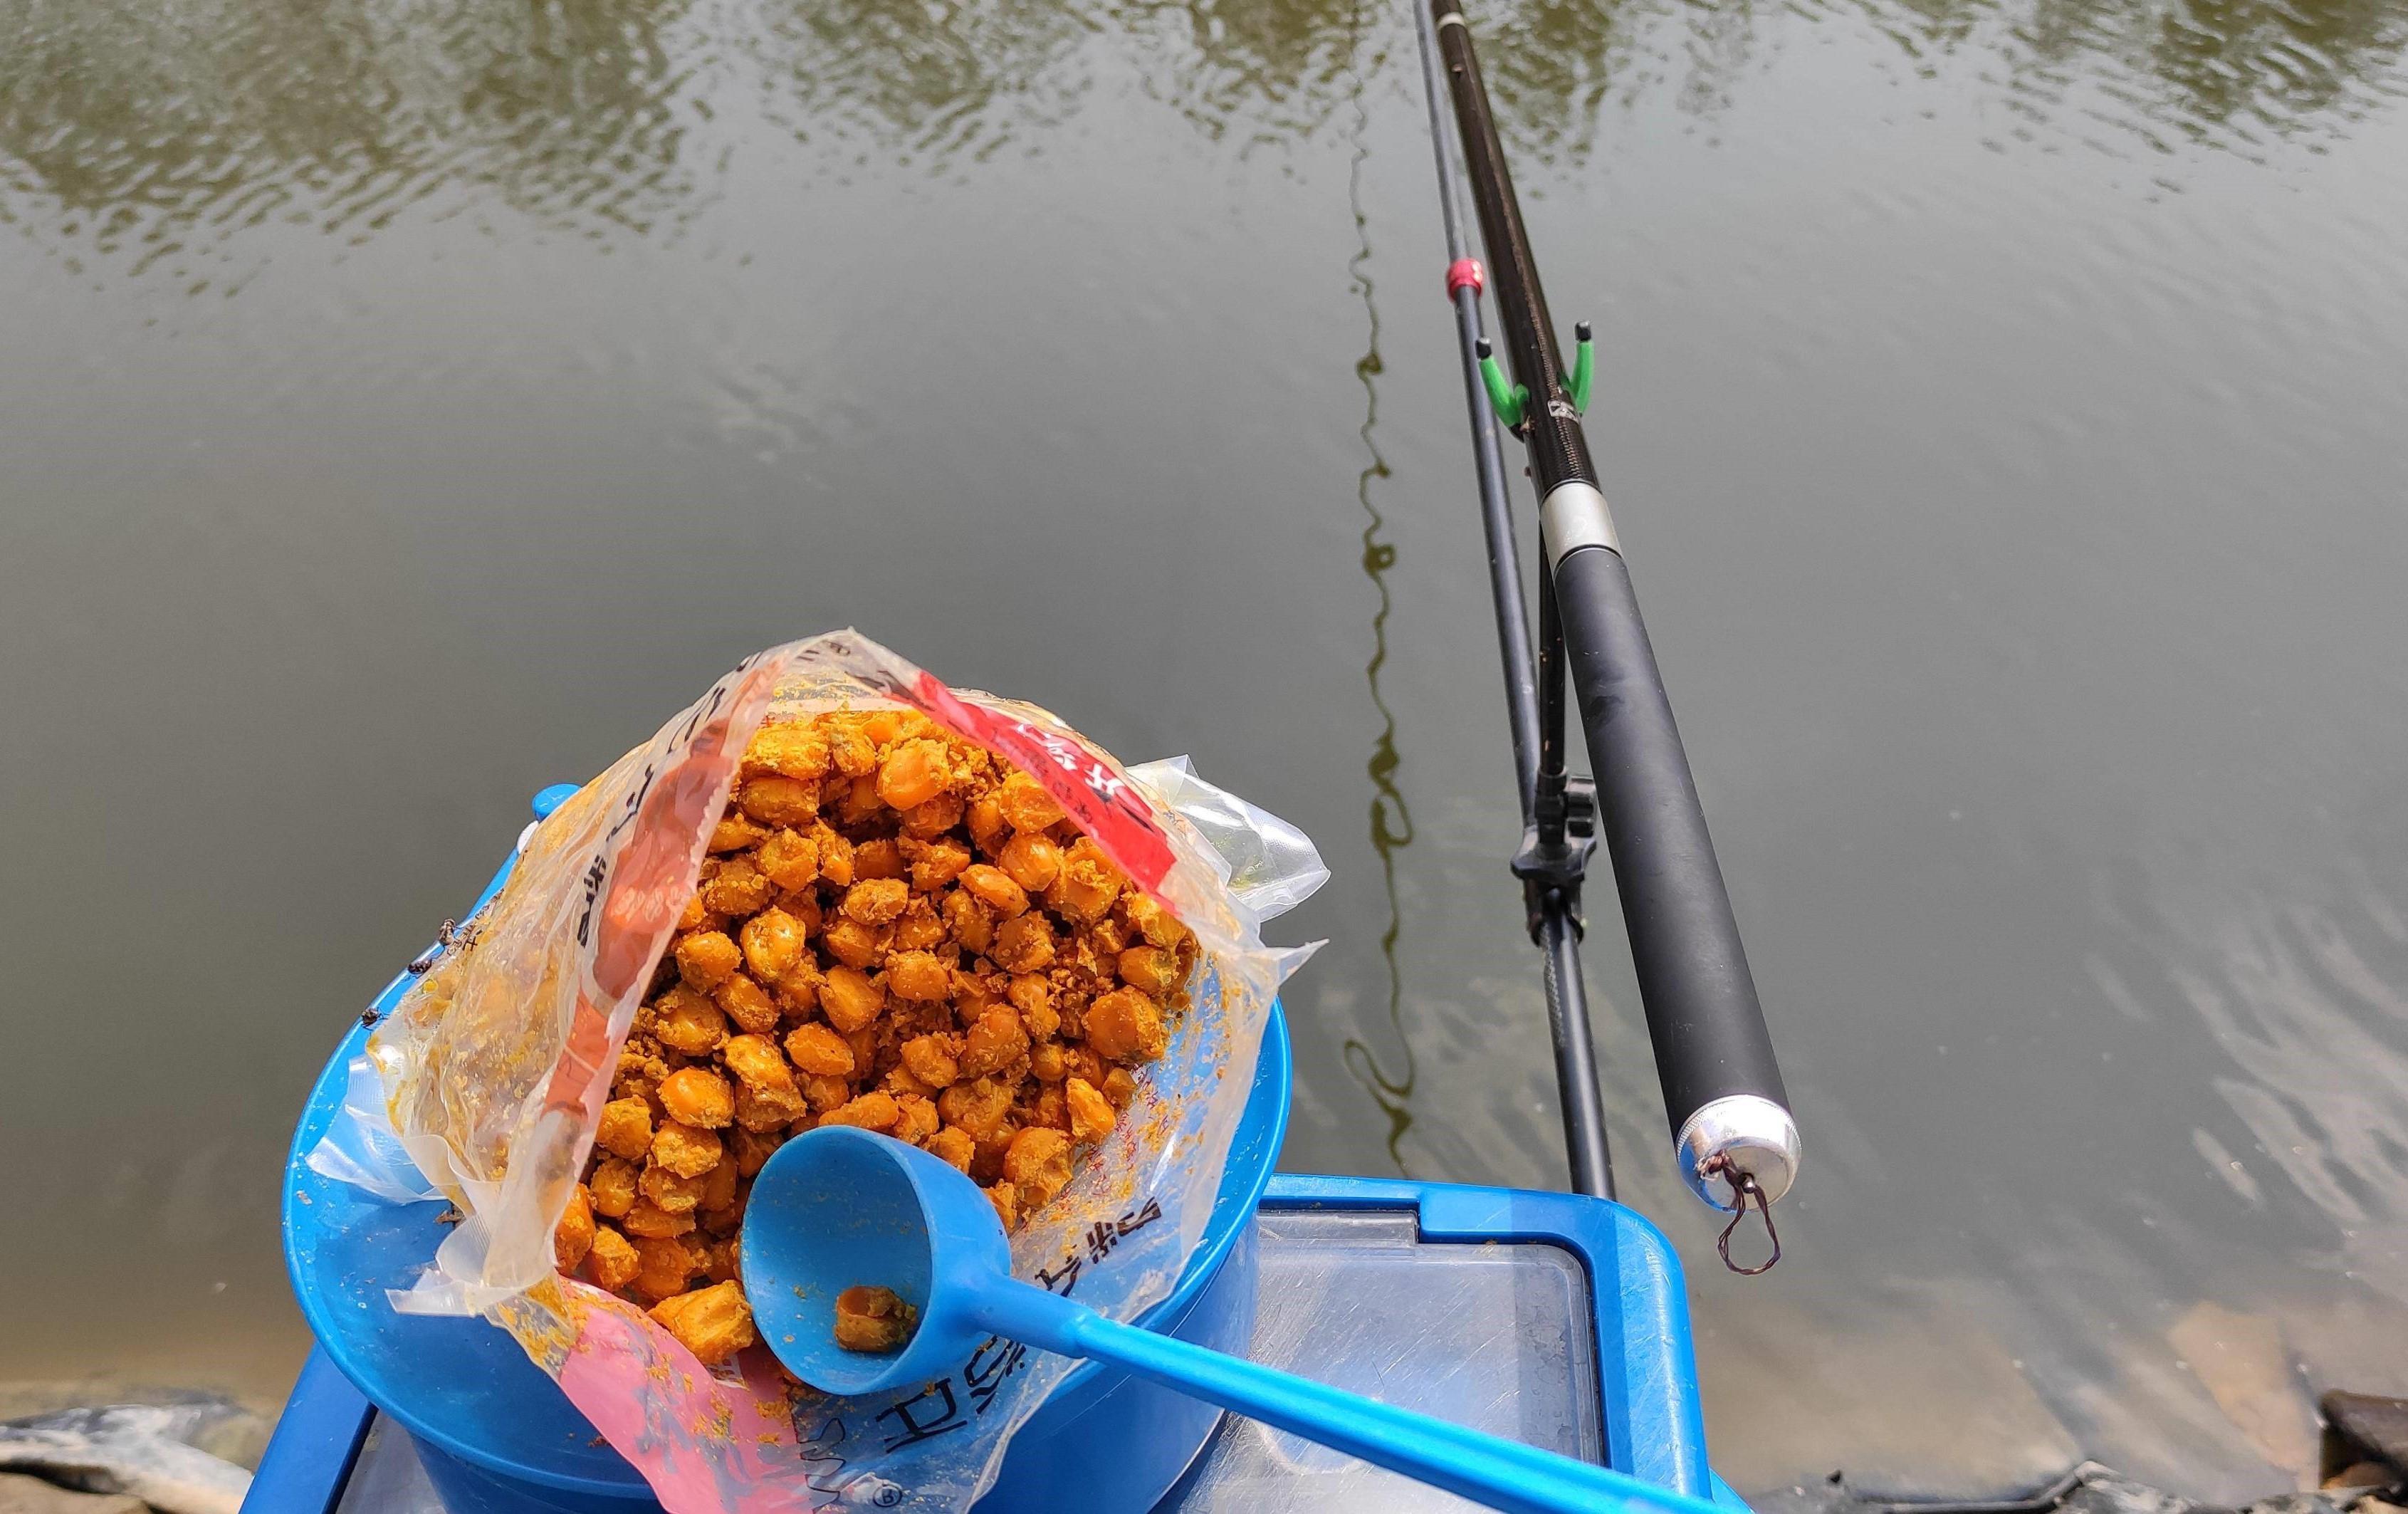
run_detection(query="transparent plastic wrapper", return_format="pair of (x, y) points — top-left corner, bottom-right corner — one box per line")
(305, 1055), (445, 1205)
(309, 630), (1326, 1513)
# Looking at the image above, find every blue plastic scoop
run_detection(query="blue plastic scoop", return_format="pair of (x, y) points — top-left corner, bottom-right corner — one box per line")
(744, 1127), (1724, 1514)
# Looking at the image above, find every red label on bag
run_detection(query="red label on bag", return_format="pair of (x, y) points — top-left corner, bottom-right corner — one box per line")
(545, 656), (781, 1117)
(910, 671), (1176, 894)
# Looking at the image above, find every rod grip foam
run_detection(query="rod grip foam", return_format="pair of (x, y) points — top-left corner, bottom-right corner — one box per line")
(1550, 543), (1793, 1143)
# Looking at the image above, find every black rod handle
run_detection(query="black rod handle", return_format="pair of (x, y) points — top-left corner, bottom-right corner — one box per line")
(1549, 530), (1800, 1207)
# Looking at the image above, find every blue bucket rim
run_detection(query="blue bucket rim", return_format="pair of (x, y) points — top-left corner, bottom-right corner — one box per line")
(284, 996), (1292, 1498)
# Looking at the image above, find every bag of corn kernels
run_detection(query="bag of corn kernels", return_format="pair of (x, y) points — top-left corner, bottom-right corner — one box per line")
(317, 630), (1326, 1513)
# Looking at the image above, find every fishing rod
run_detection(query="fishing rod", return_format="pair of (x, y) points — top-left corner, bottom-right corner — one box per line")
(1411, 0), (1800, 1264)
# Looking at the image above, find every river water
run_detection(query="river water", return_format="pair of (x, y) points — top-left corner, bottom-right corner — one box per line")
(4, 0), (2407, 1498)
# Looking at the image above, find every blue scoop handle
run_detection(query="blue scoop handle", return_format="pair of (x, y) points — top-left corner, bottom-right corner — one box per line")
(966, 1273), (1718, 1514)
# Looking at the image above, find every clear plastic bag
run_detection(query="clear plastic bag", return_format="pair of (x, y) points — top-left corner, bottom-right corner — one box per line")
(309, 630), (1325, 1513)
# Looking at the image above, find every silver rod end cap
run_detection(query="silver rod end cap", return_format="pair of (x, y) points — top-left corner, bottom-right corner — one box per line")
(1676, 1095), (1801, 1210)
(1539, 480), (1619, 565)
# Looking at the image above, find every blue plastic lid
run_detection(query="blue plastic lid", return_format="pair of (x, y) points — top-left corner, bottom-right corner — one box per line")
(298, 1171), (1744, 1514)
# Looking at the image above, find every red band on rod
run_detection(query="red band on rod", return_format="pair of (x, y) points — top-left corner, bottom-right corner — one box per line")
(1445, 258), (1485, 297)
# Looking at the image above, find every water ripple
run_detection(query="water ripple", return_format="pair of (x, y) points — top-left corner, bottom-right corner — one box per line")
(6, 0), (2402, 281)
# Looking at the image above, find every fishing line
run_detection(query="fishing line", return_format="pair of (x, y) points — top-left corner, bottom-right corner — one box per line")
(1706, 1158), (1781, 1275)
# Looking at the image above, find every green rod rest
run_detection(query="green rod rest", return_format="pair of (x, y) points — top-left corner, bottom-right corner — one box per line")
(1566, 321), (1593, 414)
(1476, 337), (1528, 427)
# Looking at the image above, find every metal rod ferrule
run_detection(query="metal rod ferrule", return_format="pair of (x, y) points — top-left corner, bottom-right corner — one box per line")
(1540, 481), (1619, 563)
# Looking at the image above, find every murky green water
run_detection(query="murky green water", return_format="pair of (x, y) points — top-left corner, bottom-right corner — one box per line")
(4, 0), (2407, 1496)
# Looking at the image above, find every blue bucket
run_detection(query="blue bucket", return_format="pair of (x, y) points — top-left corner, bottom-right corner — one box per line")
(284, 895), (1292, 1514)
